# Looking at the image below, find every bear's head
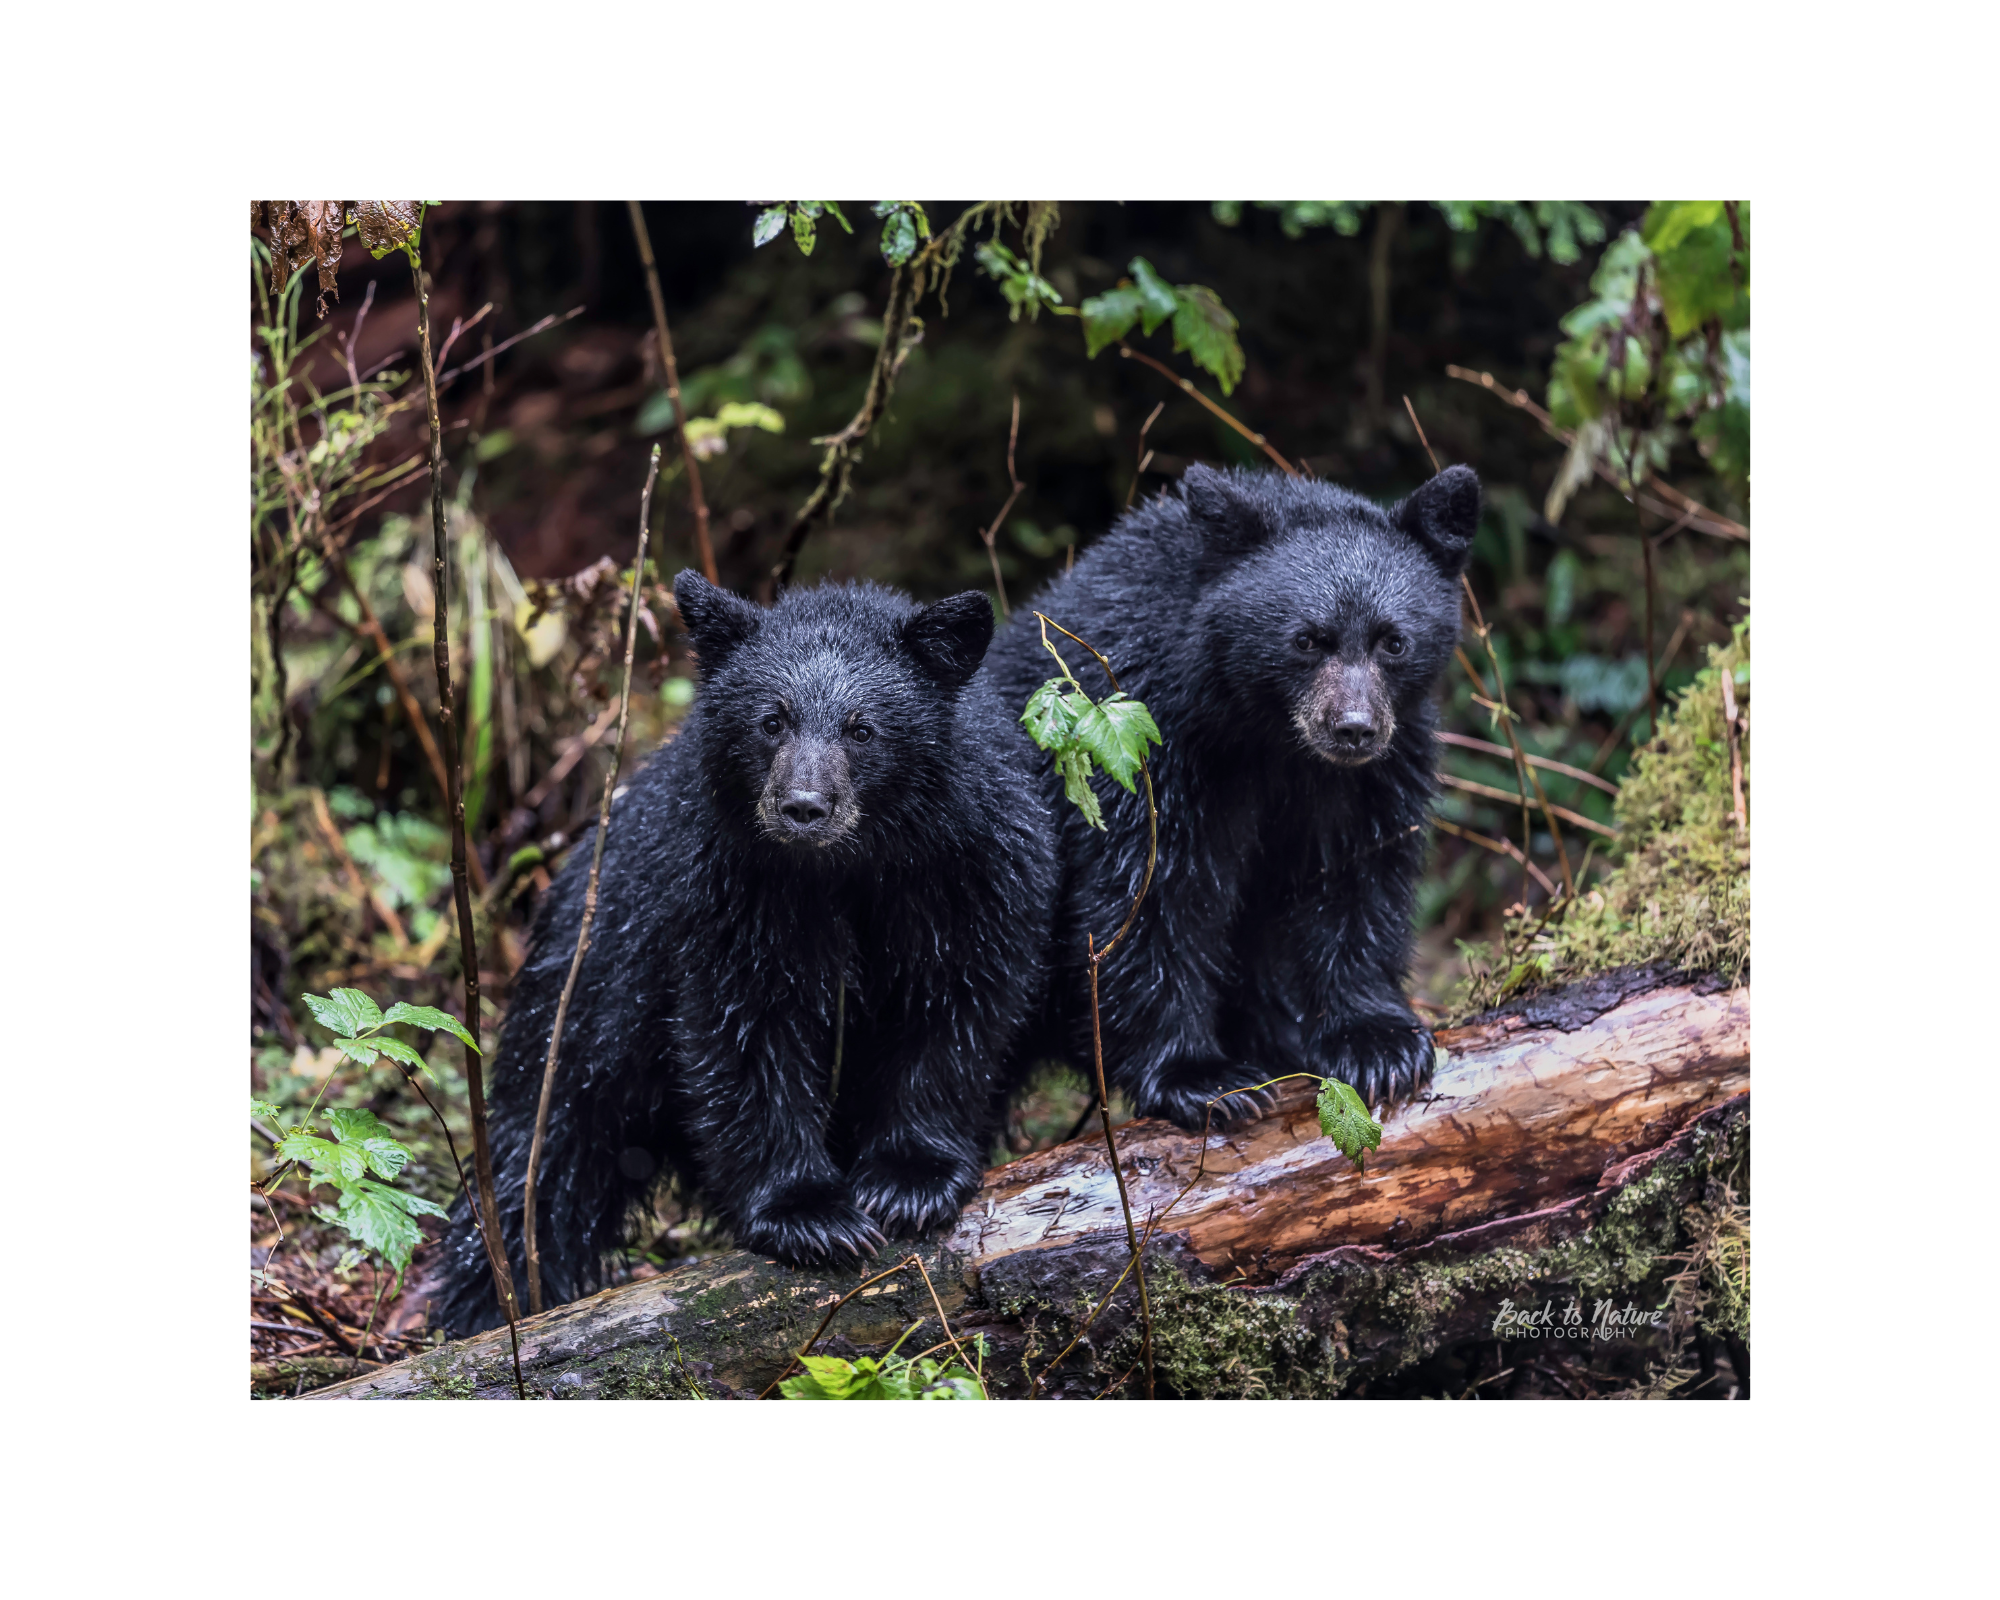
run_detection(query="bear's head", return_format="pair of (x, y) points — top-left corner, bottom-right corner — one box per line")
(1183, 463), (1479, 768)
(672, 573), (994, 854)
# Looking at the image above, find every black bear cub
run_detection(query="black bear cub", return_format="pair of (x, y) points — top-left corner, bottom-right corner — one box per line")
(433, 575), (1055, 1333)
(983, 463), (1480, 1129)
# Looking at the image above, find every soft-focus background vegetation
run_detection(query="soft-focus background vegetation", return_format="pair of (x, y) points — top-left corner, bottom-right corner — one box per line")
(250, 200), (1747, 1387)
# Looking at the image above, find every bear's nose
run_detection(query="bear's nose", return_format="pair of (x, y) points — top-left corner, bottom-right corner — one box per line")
(780, 789), (833, 827)
(1329, 712), (1376, 748)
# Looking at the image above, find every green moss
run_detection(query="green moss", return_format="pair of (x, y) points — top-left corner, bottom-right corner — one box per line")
(1457, 620), (1750, 1014)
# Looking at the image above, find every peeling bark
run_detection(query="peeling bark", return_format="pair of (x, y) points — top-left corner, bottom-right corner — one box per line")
(307, 971), (1749, 1400)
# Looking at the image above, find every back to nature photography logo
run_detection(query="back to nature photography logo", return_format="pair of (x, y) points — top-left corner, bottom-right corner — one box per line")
(1493, 1297), (1668, 1341)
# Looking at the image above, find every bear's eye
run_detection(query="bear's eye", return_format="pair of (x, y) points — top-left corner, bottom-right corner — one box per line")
(1379, 632), (1406, 657)
(761, 714), (783, 737)
(1293, 630), (1316, 653)
(850, 723), (873, 744)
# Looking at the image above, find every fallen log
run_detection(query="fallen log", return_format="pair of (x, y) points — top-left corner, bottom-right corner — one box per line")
(308, 966), (1749, 1399)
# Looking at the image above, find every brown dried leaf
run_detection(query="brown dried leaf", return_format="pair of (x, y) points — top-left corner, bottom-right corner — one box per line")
(354, 201), (424, 261)
(259, 201), (348, 316)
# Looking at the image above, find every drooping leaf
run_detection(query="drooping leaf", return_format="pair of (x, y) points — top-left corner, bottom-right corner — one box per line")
(1315, 1077), (1383, 1170)
(1127, 258), (1179, 335)
(752, 206), (788, 249)
(1170, 285), (1245, 395)
(1079, 286), (1143, 357)
(331, 1179), (447, 1273)
(1069, 693), (1162, 794)
(791, 207), (817, 256)
(353, 201), (423, 262)
(381, 1003), (478, 1052)
(1057, 747), (1104, 831)
(1021, 678), (1086, 751)
(332, 1036), (382, 1067)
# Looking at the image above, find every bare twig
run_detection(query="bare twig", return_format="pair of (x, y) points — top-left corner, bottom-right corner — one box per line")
(1431, 815), (1560, 898)
(1118, 344), (1297, 476)
(1434, 731), (1619, 796)
(978, 393), (1025, 616)
(524, 446), (660, 1314)
(1127, 399), (1165, 509)
(436, 304), (586, 387)
(518, 702), (621, 813)
(772, 262), (923, 589)
(1435, 773), (1618, 840)
(1031, 611), (1160, 1398)
(626, 203), (717, 584)
(757, 1253), (987, 1400)
(1720, 670), (1747, 837)
(1443, 365), (1747, 540)
(410, 230), (524, 1399)
(306, 786), (409, 946)
(1589, 608), (1697, 772)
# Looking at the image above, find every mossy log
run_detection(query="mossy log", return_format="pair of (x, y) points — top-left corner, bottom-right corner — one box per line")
(307, 967), (1748, 1400)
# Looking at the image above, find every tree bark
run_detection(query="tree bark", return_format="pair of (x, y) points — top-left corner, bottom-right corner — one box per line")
(306, 967), (1749, 1400)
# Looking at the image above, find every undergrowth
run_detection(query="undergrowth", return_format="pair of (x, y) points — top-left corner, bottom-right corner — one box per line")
(1456, 617), (1750, 1014)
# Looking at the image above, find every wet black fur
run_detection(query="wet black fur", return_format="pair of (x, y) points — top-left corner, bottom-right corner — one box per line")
(982, 464), (1480, 1129)
(432, 577), (1056, 1333)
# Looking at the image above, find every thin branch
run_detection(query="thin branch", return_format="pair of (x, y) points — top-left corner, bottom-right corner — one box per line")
(772, 262), (922, 589)
(1443, 364), (1747, 540)
(307, 786), (408, 947)
(436, 304), (586, 387)
(626, 203), (717, 585)
(756, 1253), (986, 1401)
(978, 393), (1025, 616)
(1720, 669), (1747, 837)
(1435, 772), (1618, 839)
(1430, 815), (1560, 899)
(1117, 344), (1297, 476)
(1589, 608), (1697, 772)
(524, 446), (660, 1314)
(1127, 400), (1165, 509)
(1030, 611), (1159, 1397)
(410, 232), (524, 1398)
(1408, 390), (1581, 896)
(1434, 731), (1619, 796)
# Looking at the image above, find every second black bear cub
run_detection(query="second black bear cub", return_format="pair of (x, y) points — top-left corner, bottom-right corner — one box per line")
(432, 576), (1055, 1333)
(984, 464), (1480, 1128)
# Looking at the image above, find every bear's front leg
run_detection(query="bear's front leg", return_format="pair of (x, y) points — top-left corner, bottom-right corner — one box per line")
(676, 987), (885, 1269)
(839, 1051), (989, 1240)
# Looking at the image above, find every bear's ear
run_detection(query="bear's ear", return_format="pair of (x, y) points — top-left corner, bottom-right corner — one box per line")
(901, 591), (995, 690)
(1179, 462), (1278, 555)
(1393, 464), (1482, 574)
(673, 570), (763, 677)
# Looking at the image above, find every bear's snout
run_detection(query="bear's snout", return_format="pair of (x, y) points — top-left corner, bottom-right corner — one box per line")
(758, 736), (858, 846)
(1296, 659), (1396, 767)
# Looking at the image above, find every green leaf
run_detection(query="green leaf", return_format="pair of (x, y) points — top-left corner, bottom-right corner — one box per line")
(710, 400), (785, 435)
(381, 1003), (478, 1053)
(331, 1180), (443, 1273)
(1079, 286), (1143, 358)
(251, 1098), (282, 1124)
(325, 1108), (411, 1180)
(1070, 693), (1161, 794)
(1021, 678), (1086, 752)
(1315, 1077), (1383, 1170)
(1641, 200), (1726, 257)
(1057, 748), (1104, 831)
(277, 1130), (367, 1185)
(330, 987), (383, 1033)
(879, 211), (915, 265)
(366, 1035), (430, 1074)
(752, 207), (787, 248)
(303, 990), (365, 1037)
(1127, 258), (1178, 335)
(332, 1036), (382, 1067)
(1170, 285), (1245, 395)
(791, 208), (816, 256)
